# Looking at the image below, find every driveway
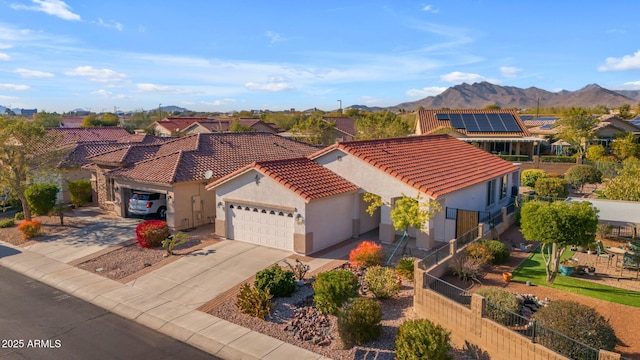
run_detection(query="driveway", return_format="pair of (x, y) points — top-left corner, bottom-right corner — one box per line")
(127, 241), (292, 308)
(21, 208), (142, 264)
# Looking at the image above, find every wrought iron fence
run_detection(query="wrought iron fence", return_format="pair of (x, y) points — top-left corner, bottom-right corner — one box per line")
(506, 202), (515, 214)
(419, 243), (451, 270)
(486, 211), (503, 229)
(423, 273), (471, 308)
(457, 226), (479, 247)
(483, 299), (600, 360)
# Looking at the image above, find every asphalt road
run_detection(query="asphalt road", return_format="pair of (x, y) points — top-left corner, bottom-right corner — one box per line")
(0, 266), (217, 360)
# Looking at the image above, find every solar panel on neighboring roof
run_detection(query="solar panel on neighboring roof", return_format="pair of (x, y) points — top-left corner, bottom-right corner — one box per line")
(630, 119), (640, 127)
(449, 114), (465, 129)
(540, 124), (554, 130)
(520, 115), (534, 120)
(474, 114), (491, 131)
(500, 114), (522, 132)
(436, 113), (449, 120)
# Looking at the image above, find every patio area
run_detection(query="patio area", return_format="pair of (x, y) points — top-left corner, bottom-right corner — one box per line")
(570, 250), (640, 292)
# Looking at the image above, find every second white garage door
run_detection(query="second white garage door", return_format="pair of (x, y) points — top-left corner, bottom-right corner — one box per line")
(227, 204), (294, 251)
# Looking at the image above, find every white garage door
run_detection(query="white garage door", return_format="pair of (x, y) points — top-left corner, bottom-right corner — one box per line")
(227, 204), (295, 251)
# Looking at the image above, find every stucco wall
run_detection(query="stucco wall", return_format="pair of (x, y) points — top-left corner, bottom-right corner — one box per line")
(305, 193), (356, 252)
(171, 181), (216, 230)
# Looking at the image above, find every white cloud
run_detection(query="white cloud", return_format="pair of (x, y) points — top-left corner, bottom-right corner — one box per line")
(91, 89), (127, 99)
(618, 81), (640, 89)
(0, 95), (18, 100)
(265, 31), (284, 44)
(599, 50), (640, 71)
(360, 96), (384, 105)
(95, 18), (123, 31)
(201, 98), (237, 106)
(245, 81), (294, 92)
(65, 66), (127, 82)
(422, 5), (439, 13)
(406, 86), (447, 97)
(14, 68), (55, 78)
(0, 53), (10, 61)
(10, 0), (80, 21)
(0, 44), (12, 49)
(135, 83), (193, 94)
(500, 66), (521, 78)
(0, 84), (31, 91)
(439, 71), (500, 84)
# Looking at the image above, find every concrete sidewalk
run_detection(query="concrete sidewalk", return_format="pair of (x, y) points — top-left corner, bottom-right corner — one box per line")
(0, 207), (352, 359)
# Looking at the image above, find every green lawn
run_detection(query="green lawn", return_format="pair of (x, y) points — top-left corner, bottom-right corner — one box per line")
(512, 249), (640, 308)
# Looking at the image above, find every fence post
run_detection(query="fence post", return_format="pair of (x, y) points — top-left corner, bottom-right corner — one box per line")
(531, 319), (536, 343)
(598, 349), (621, 360)
(449, 238), (457, 256)
(477, 223), (484, 238)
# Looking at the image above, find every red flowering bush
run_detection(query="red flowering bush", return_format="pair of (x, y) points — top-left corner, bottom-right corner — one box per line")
(135, 220), (169, 248)
(17, 219), (42, 239)
(349, 241), (382, 269)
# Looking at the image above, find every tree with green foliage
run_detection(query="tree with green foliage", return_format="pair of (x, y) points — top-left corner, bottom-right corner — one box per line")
(611, 131), (639, 161)
(483, 103), (501, 110)
(354, 111), (411, 140)
(390, 194), (442, 235)
(521, 169), (547, 187)
(229, 120), (255, 132)
(67, 179), (92, 207)
(601, 163), (640, 201)
(555, 107), (599, 155)
(585, 144), (607, 162)
(33, 111), (62, 127)
(520, 200), (598, 283)
(124, 110), (154, 133)
(24, 183), (59, 216)
(564, 165), (602, 192)
(617, 104), (634, 119)
(290, 113), (336, 145)
(80, 113), (119, 127)
(0, 117), (66, 221)
(535, 177), (568, 198)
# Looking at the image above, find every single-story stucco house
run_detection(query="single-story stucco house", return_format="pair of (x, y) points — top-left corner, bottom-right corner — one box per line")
(85, 132), (319, 230)
(207, 134), (520, 255)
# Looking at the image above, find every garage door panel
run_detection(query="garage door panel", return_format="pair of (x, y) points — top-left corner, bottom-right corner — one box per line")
(227, 204), (294, 251)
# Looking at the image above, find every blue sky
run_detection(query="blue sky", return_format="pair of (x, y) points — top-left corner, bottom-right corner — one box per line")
(1, 0), (640, 113)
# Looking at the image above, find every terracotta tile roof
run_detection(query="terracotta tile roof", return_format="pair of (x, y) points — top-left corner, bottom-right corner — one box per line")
(311, 134), (518, 198)
(116, 134), (168, 144)
(152, 117), (215, 133)
(87, 144), (163, 166)
(59, 141), (126, 168)
(323, 116), (356, 136)
(416, 109), (530, 137)
(182, 118), (275, 134)
(47, 127), (131, 146)
(522, 119), (556, 128)
(207, 158), (358, 202)
(107, 133), (320, 184)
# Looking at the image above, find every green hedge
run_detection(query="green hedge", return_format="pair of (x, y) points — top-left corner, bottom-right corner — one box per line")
(498, 155), (530, 162)
(540, 156), (576, 163)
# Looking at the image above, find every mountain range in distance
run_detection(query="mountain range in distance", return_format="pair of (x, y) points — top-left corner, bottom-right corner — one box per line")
(351, 82), (640, 112)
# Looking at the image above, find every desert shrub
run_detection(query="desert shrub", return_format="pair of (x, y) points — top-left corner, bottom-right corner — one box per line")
(395, 319), (452, 360)
(282, 258), (310, 281)
(521, 169), (547, 187)
(24, 183), (59, 216)
(480, 239), (510, 265)
(364, 265), (401, 299)
(313, 269), (359, 315)
(337, 298), (382, 348)
(135, 219), (169, 248)
(236, 283), (273, 320)
(0, 218), (15, 228)
(565, 164), (602, 192)
(17, 219), (42, 239)
(395, 257), (415, 280)
(449, 255), (482, 282)
(14, 211), (24, 221)
(254, 264), (296, 298)
(533, 300), (617, 358)
(476, 286), (520, 325)
(465, 241), (493, 265)
(67, 179), (92, 207)
(349, 241), (382, 268)
(534, 177), (568, 198)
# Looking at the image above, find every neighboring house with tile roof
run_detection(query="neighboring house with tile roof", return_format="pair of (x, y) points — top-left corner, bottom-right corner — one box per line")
(207, 134), (520, 253)
(36, 128), (141, 204)
(182, 118), (280, 135)
(86, 133), (319, 230)
(148, 117), (215, 136)
(322, 116), (356, 141)
(416, 109), (542, 159)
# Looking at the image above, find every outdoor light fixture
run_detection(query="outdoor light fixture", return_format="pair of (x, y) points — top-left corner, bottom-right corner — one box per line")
(295, 214), (303, 225)
(254, 174), (260, 185)
(217, 201), (224, 209)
